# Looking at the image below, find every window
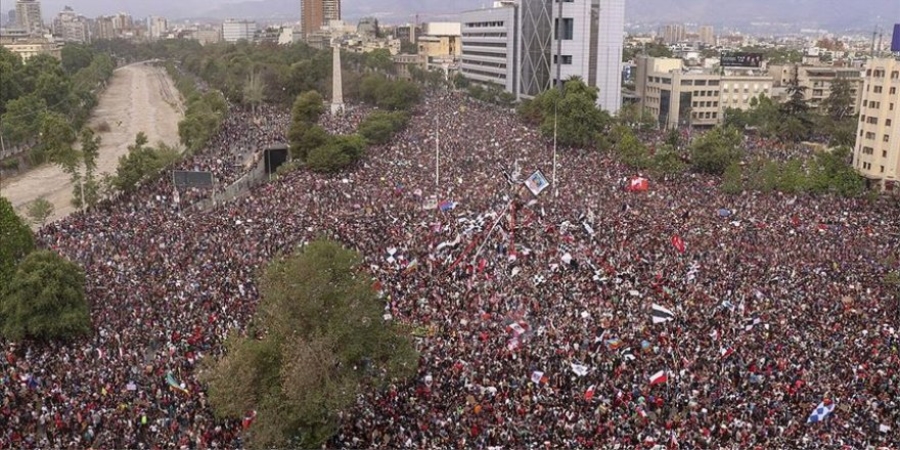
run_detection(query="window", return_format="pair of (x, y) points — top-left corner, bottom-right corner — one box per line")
(866, 132), (876, 140)
(553, 55), (573, 64)
(554, 18), (574, 40)
(890, 87), (897, 95)
(892, 71), (899, 79)
(881, 166), (885, 173)
(681, 80), (693, 86)
(885, 135), (891, 143)
(884, 150), (889, 158)
(874, 86), (883, 93)
(888, 119), (893, 127)
(694, 79), (707, 86)
(891, 103), (895, 111)
(708, 80), (719, 86)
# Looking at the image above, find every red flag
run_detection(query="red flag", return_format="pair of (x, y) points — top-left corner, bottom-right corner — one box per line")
(671, 235), (685, 254)
(650, 370), (668, 386)
(584, 385), (596, 401)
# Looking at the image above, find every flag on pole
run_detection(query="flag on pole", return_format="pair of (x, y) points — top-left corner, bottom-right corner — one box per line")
(806, 399), (836, 423)
(649, 370), (668, 386)
(570, 362), (589, 377)
(166, 371), (189, 395)
(651, 304), (676, 324)
(584, 385), (596, 401)
(530, 370), (547, 384)
(720, 347), (735, 359)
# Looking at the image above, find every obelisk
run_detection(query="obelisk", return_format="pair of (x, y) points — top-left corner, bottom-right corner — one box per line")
(330, 44), (344, 115)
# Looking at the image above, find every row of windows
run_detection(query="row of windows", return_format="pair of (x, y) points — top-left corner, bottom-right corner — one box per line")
(861, 115), (894, 126)
(464, 21), (505, 28)
(463, 68), (507, 79)
(866, 69), (900, 79)
(694, 90), (719, 97)
(461, 41), (508, 48)
(722, 88), (765, 94)
(681, 79), (720, 86)
(461, 32), (507, 38)
(461, 58), (506, 69)
(462, 50), (507, 58)
(860, 130), (892, 143)
(692, 101), (719, 108)
(691, 111), (719, 120)
(859, 161), (887, 173)
(553, 54), (573, 65)
(868, 85), (897, 94)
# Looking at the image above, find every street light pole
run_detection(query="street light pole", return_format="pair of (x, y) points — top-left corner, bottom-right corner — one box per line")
(435, 115), (440, 193)
(553, 101), (558, 198)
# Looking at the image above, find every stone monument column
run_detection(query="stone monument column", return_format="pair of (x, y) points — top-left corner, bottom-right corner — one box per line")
(330, 44), (344, 115)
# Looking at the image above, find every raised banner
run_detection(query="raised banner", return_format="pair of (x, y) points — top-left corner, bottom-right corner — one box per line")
(524, 170), (550, 196)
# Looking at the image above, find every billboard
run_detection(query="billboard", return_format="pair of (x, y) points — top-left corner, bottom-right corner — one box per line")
(892, 24), (900, 52)
(721, 52), (763, 68)
(172, 170), (214, 188)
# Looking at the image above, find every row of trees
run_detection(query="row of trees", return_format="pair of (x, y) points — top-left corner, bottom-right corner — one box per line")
(164, 61), (229, 153)
(202, 240), (418, 448)
(0, 197), (90, 341)
(518, 78), (614, 148)
(722, 147), (865, 196)
(0, 45), (115, 163)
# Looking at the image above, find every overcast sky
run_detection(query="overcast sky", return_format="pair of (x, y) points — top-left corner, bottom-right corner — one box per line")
(26, 0), (900, 29)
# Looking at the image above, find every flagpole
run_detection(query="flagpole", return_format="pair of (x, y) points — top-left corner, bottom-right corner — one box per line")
(435, 115), (440, 195)
(552, 101), (558, 198)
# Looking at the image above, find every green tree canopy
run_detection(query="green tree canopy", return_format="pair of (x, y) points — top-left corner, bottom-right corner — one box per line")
(202, 240), (417, 448)
(306, 134), (368, 173)
(0, 197), (35, 291)
(357, 111), (409, 145)
(114, 133), (181, 192)
(0, 250), (90, 341)
(291, 90), (325, 125)
(288, 123), (330, 161)
(522, 78), (611, 148)
(689, 125), (742, 175)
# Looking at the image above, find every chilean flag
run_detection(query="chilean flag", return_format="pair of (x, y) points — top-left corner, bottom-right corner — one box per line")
(584, 385), (596, 401)
(650, 370), (668, 386)
(671, 235), (686, 254)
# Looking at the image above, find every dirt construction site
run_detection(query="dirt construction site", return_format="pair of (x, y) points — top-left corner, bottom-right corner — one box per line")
(0, 62), (183, 223)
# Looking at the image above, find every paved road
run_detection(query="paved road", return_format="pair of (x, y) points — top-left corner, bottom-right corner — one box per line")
(0, 62), (183, 223)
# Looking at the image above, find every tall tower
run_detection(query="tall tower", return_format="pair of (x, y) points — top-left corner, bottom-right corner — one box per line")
(15, 0), (43, 35)
(301, 0), (340, 36)
(330, 44), (344, 115)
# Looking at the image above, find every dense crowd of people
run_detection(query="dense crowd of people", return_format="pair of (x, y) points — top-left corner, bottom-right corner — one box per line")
(2, 91), (898, 449)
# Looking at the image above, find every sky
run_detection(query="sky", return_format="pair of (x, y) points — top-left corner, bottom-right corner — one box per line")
(26, 0), (900, 29)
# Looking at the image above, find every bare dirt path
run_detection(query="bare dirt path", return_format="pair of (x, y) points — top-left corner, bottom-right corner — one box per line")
(0, 62), (183, 222)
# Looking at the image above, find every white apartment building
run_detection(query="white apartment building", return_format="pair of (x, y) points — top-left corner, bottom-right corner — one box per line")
(222, 19), (256, 43)
(853, 57), (900, 192)
(460, 3), (518, 93)
(147, 16), (168, 40)
(15, 0), (42, 36)
(460, 0), (624, 113)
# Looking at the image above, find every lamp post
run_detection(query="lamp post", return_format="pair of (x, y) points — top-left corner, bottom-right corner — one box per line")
(435, 115), (440, 194)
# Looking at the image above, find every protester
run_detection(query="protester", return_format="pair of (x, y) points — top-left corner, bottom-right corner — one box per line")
(2, 92), (897, 449)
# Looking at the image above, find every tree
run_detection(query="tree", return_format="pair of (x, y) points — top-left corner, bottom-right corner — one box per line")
(288, 123), (330, 161)
(822, 78), (853, 121)
(358, 111), (409, 145)
(777, 71), (813, 142)
(39, 112), (78, 168)
(530, 78), (611, 148)
(291, 90), (325, 125)
(721, 161), (743, 194)
(72, 127), (102, 209)
(689, 125), (742, 175)
(114, 133), (181, 192)
(1, 94), (47, 145)
(25, 197), (54, 227)
(306, 134), (368, 173)
(0, 197), (35, 291)
(243, 70), (266, 115)
(202, 240), (417, 449)
(0, 250), (90, 341)
(617, 103), (656, 131)
(60, 44), (94, 74)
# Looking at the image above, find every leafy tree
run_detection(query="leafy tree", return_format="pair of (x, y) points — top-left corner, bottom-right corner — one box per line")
(114, 133), (181, 192)
(776, 72), (813, 142)
(60, 44), (95, 74)
(0, 197), (35, 291)
(613, 126), (651, 169)
(452, 73), (470, 89)
(288, 123), (330, 161)
(243, 70), (266, 115)
(306, 134), (368, 173)
(358, 111), (409, 145)
(25, 197), (55, 226)
(39, 112), (78, 168)
(822, 78), (853, 121)
(526, 78), (611, 148)
(364, 48), (394, 73)
(0, 94), (47, 145)
(689, 125), (742, 175)
(0, 250), (90, 341)
(617, 103), (656, 131)
(650, 144), (687, 176)
(721, 161), (743, 194)
(71, 127), (102, 209)
(292, 90), (325, 125)
(399, 40), (418, 55)
(202, 240), (417, 449)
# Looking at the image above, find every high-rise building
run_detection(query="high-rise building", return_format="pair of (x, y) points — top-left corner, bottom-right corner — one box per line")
(7, 10), (16, 26)
(698, 25), (715, 46)
(147, 16), (168, 40)
(93, 16), (116, 40)
(53, 6), (89, 43)
(301, 0), (340, 37)
(661, 24), (684, 44)
(460, 3), (519, 93)
(222, 19), (256, 42)
(15, 0), (43, 35)
(461, 0), (624, 113)
(853, 57), (900, 192)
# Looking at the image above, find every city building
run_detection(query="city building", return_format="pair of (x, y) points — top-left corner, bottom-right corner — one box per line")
(767, 63), (864, 114)
(301, 0), (340, 37)
(418, 22), (461, 74)
(460, 0), (625, 113)
(698, 25), (715, 46)
(853, 57), (900, 192)
(15, 0), (42, 36)
(393, 53), (426, 80)
(395, 24), (420, 43)
(460, 2), (518, 93)
(661, 23), (685, 44)
(357, 17), (378, 37)
(147, 16), (168, 40)
(0, 36), (61, 60)
(53, 6), (89, 43)
(8, 10), (16, 27)
(222, 19), (256, 42)
(93, 16), (116, 40)
(634, 56), (773, 129)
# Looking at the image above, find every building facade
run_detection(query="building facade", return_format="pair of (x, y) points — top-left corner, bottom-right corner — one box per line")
(460, 4), (518, 93)
(15, 0), (42, 36)
(53, 7), (89, 43)
(768, 64), (864, 114)
(635, 56), (772, 129)
(853, 57), (900, 192)
(147, 16), (168, 40)
(301, 0), (340, 37)
(0, 36), (61, 60)
(698, 25), (714, 46)
(222, 19), (256, 42)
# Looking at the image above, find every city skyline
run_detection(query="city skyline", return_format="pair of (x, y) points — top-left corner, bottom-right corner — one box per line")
(19, 0), (898, 30)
